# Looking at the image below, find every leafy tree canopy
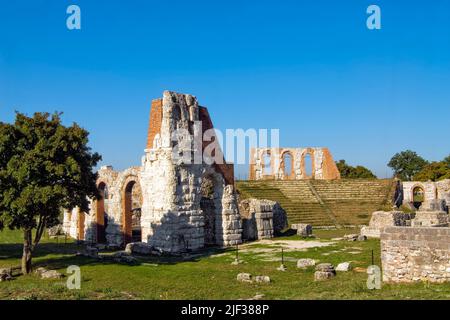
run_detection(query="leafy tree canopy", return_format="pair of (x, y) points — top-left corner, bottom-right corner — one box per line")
(413, 161), (450, 182)
(0, 112), (101, 273)
(387, 150), (428, 181)
(336, 160), (377, 179)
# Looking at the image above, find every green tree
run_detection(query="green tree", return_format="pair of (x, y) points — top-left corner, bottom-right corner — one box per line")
(336, 160), (377, 179)
(443, 154), (450, 167)
(387, 150), (428, 181)
(413, 161), (450, 182)
(0, 112), (101, 274)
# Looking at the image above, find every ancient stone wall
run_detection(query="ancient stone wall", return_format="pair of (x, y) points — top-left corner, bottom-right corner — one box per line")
(249, 147), (340, 180)
(239, 199), (275, 240)
(140, 91), (242, 252)
(381, 226), (450, 283)
(360, 211), (413, 238)
(63, 91), (243, 253)
(402, 180), (450, 207)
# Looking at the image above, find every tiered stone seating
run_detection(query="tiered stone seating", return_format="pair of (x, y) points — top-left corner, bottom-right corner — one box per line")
(235, 179), (395, 227)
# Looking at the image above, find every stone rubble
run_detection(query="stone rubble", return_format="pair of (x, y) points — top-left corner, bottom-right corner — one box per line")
(297, 258), (316, 269)
(314, 263), (336, 281)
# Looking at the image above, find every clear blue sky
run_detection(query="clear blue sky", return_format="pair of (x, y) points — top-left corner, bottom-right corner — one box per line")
(1, 0), (449, 178)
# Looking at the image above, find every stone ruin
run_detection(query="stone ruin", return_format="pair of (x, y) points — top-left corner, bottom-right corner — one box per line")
(63, 91), (243, 253)
(238, 198), (288, 241)
(374, 199), (450, 283)
(249, 147), (340, 180)
(63, 91), (289, 254)
(360, 211), (413, 238)
(401, 179), (450, 211)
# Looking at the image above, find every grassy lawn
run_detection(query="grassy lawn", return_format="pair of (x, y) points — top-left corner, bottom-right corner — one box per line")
(1, 228), (450, 300)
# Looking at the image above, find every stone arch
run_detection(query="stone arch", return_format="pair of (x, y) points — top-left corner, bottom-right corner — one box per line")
(262, 150), (272, 176)
(301, 149), (315, 179)
(281, 150), (294, 179)
(96, 181), (108, 243)
(121, 176), (142, 245)
(411, 183), (425, 209)
(200, 170), (224, 246)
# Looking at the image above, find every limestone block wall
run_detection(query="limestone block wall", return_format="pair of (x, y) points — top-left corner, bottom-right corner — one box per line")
(64, 91), (242, 253)
(360, 211), (412, 238)
(249, 147), (340, 180)
(239, 198), (284, 240)
(381, 226), (450, 283)
(402, 180), (450, 205)
(140, 91), (242, 252)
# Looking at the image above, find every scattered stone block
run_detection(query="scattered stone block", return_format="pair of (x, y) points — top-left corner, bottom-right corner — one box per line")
(255, 275), (271, 283)
(125, 242), (153, 255)
(357, 235), (367, 241)
(291, 223), (313, 237)
(314, 271), (335, 281)
(314, 263), (336, 281)
(37, 268), (64, 279)
(336, 262), (352, 272)
(343, 234), (359, 241)
(0, 268), (12, 282)
(297, 258), (316, 269)
(237, 273), (252, 283)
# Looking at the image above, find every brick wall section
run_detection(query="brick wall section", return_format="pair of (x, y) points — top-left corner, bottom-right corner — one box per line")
(381, 226), (450, 283)
(199, 106), (234, 186)
(146, 98), (163, 149)
(321, 147), (341, 180)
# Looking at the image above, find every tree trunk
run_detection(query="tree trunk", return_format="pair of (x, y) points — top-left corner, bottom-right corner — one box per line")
(22, 229), (33, 274)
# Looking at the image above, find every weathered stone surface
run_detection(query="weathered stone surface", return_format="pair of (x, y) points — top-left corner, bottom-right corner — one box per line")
(0, 268), (12, 282)
(38, 269), (64, 279)
(402, 180), (450, 210)
(314, 271), (335, 281)
(61, 91), (243, 253)
(125, 242), (153, 255)
(343, 234), (359, 241)
(361, 211), (413, 238)
(237, 273), (252, 283)
(381, 226), (450, 283)
(315, 263), (335, 272)
(291, 223), (312, 237)
(411, 210), (448, 227)
(239, 198), (284, 240)
(249, 147), (340, 180)
(357, 235), (367, 241)
(297, 258), (316, 269)
(336, 262), (352, 272)
(272, 203), (288, 233)
(255, 275), (271, 283)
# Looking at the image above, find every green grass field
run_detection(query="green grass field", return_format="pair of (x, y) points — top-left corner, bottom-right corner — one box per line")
(1, 228), (450, 300)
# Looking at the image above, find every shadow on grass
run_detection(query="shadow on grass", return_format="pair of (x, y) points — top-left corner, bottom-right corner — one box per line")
(0, 241), (234, 272)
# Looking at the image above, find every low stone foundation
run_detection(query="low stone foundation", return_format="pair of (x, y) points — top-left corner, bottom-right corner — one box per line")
(381, 226), (450, 283)
(360, 211), (412, 238)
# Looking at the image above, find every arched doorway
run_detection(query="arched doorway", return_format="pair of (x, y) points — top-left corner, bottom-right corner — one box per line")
(263, 151), (272, 176)
(200, 174), (220, 246)
(122, 180), (142, 244)
(282, 152), (293, 179)
(412, 186), (425, 209)
(96, 182), (108, 244)
(303, 152), (313, 178)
